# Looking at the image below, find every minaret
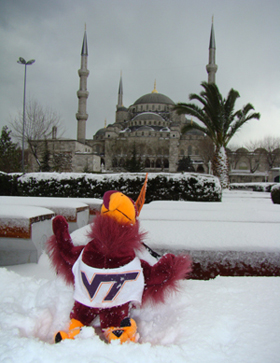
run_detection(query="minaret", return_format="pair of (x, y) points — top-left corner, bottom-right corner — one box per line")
(76, 26), (89, 144)
(115, 72), (128, 123)
(206, 17), (218, 84)
(117, 71), (123, 108)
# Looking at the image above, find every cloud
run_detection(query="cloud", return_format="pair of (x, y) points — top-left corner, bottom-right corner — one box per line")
(0, 0), (280, 146)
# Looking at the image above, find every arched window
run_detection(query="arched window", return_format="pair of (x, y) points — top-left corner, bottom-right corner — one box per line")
(163, 158), (169, 168)
(188, 145), (192, 156)
(197, 165), (204, 173)
(156, 158), (162, 168)
(239, 161), (248, 170)
(145, 158), (150, 168)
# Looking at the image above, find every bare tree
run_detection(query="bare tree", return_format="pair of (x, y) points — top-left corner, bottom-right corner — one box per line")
(10, 99), (63, 170)
(259, 136), (280, 169)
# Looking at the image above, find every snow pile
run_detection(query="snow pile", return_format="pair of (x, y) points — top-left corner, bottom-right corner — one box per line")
(0, 190), (280, 362)
(0, 205), (54, 233)
(1, 257), (279, 363)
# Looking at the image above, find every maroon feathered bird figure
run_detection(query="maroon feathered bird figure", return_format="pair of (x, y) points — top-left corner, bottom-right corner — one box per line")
(47, 174), (192, 343)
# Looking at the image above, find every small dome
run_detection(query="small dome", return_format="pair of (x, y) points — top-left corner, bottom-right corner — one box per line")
(138, 125), (154, 131)
(132, 112), (165, 123)
(95, 128), (106, 136)
(116, 106), (128, 111)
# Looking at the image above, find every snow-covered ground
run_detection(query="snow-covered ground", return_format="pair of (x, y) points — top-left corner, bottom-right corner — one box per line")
(1, 190), (280, 363)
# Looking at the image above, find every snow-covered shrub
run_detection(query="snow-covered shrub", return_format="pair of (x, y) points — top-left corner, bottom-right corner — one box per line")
(230, 182), (276, 192)
(15, 172), (222, 202)
(271, 184), (280, 204)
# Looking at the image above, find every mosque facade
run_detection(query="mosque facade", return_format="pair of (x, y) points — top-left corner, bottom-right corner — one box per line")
(73, 23), (217, 174)
(27, 24), (279, 182)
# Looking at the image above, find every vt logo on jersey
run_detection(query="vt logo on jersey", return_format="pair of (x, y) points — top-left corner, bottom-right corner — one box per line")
(72, 253), (145, 308)
(81, 271), (140, 302)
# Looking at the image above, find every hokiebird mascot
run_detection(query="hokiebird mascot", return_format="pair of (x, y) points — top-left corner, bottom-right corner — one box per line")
(47, 174), (192, 344)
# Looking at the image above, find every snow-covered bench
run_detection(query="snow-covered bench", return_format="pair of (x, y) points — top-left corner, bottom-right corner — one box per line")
(0, 197), (90, 232)
(0, 205), (55, 266)
(67, 197), (102, 223)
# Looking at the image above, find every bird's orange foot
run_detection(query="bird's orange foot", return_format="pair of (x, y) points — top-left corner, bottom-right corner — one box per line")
(104, 318), (138, 344)
(54, 319), (84, 343)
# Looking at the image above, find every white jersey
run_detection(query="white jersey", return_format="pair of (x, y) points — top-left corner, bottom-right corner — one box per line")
(72, 251), (144, 309)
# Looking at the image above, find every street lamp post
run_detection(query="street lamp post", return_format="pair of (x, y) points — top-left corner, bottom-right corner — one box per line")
(17, 57), (35, 173)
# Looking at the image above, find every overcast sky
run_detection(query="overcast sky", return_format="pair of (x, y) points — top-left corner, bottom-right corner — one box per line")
(1, 0), (279, 148)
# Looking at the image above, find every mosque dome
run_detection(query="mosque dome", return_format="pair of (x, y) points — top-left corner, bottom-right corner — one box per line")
(134, 80), (175, 106)
(95, 128), (106, 136)
(134, 92), (175, 106)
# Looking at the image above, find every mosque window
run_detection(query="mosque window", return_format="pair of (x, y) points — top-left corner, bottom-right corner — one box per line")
(152, 105), (154, 110)
(163, 158), (169, 168)
(239, 161), (248, 170)
(145, 158), (150, 168)
(158, 105), (161, 110)
(156, 158), (162, 168)
(188, 145), (192, 155)
(146, 105), (148, 110)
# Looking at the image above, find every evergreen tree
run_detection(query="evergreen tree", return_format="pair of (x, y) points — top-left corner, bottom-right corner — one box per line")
(41, 138), (51, 172)
(177, 156), (195, 172)
(0, 126), (21, 172)
(124, 144), (145, 172)
(174, 82), (260, 188)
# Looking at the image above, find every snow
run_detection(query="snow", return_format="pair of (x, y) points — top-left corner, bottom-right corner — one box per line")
(0, 205), (54, 220)
(1, 190), (280, 362)
(0, 197), (89, 221)
(0, 205), (54, 233)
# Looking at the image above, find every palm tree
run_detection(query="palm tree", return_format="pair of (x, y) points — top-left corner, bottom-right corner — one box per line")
(173, 82), (260, 188)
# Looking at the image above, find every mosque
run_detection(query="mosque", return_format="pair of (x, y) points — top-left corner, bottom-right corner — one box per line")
(28, 22), (217, 174)
(28, 23), (278, 182)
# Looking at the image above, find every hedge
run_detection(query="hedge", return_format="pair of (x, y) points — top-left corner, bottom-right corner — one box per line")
(271, 184), (280, 204)
(230, 182), (277, 192)
(0, 172), (19, 196)
(0, 172), (222, 202)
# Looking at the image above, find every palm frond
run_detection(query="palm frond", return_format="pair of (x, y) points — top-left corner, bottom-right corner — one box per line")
(174, 81), (260, 149)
